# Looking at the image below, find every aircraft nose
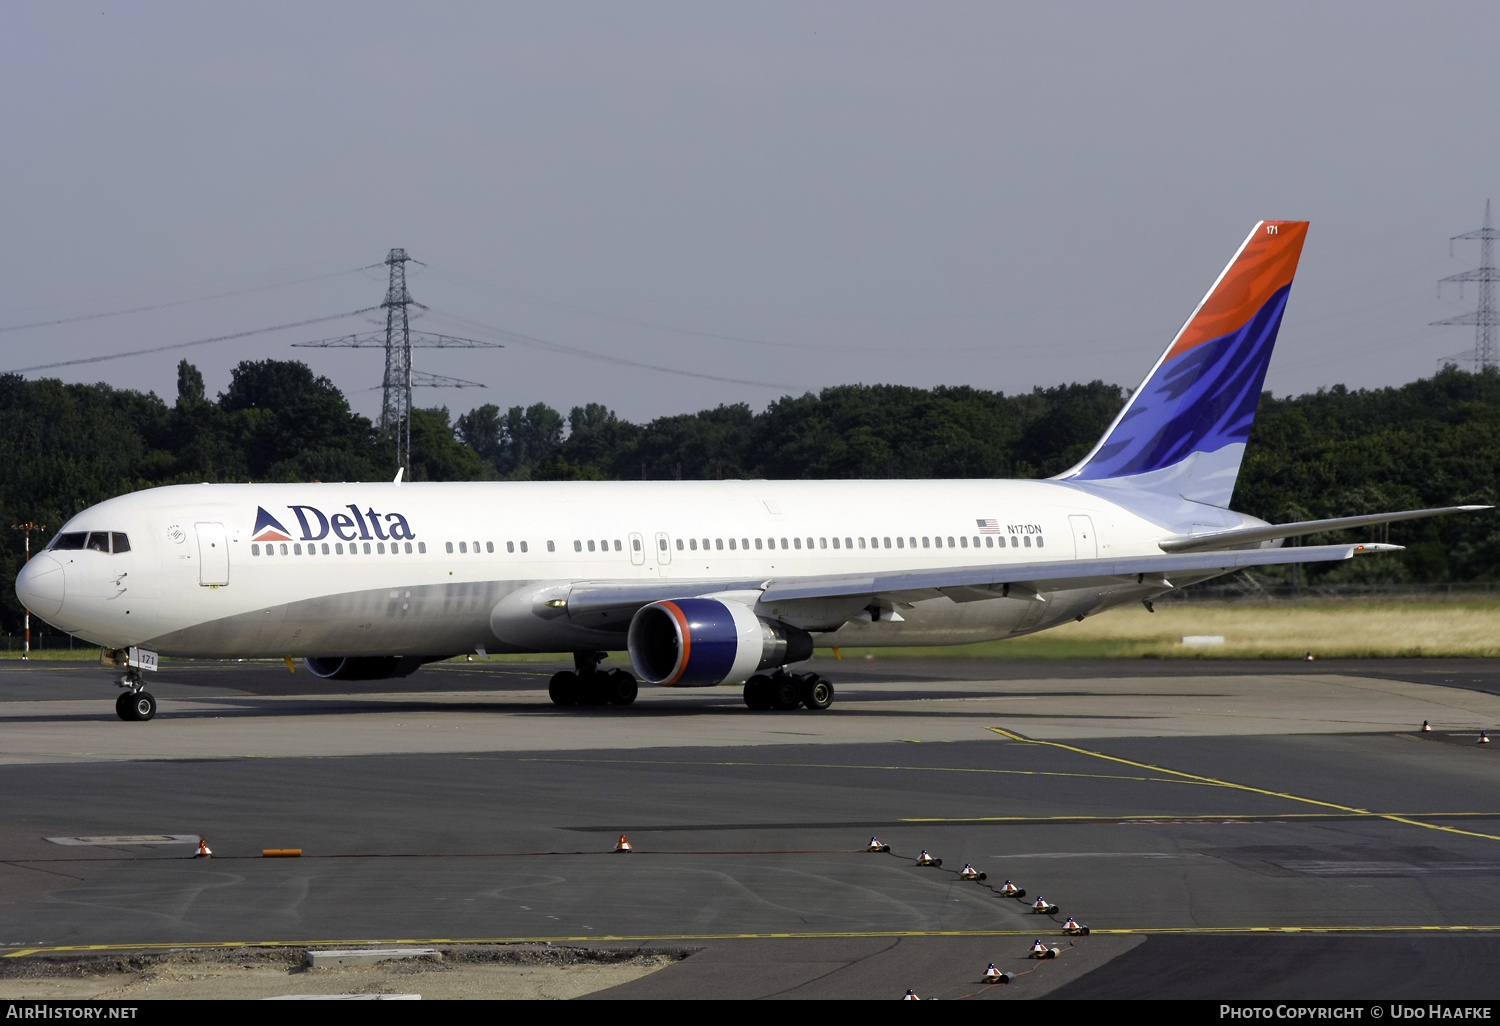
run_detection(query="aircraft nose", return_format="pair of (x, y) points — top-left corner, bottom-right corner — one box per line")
(16, 554), (64, 618)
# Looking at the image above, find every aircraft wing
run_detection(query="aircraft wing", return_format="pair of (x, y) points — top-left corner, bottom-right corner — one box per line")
(1159, 505), (1491, 553)
(561, 541), (1397, 619)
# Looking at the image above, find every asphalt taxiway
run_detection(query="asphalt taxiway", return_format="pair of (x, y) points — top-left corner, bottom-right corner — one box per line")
(1, 656), (1497, 999)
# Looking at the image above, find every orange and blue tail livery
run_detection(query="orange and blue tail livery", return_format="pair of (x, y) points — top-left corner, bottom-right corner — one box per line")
(1059, 221), (1309, 507)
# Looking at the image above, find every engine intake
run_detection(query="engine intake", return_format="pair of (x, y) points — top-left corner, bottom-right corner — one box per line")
(628, 599), (813, 687)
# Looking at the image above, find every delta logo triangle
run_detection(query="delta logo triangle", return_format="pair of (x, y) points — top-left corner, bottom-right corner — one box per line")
(252, 507), (292, 543)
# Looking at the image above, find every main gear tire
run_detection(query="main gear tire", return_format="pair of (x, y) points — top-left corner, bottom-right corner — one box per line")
(798, 674), (833, 710)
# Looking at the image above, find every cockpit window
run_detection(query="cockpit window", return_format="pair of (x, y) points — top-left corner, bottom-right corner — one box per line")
(51, 531), (130, 552)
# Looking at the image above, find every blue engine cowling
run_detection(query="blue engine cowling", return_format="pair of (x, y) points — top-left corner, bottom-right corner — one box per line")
(628, 598), (814, 686)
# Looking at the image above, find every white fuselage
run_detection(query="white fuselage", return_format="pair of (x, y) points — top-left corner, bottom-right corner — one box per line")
(21, 478), (1258, 662)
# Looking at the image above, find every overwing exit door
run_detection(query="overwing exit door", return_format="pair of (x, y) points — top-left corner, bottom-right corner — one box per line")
(195, 522), (229, 586)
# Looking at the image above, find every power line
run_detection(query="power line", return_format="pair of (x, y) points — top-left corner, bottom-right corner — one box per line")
(421, 308), (799, 391)
(7, 308), (380, 374)
(0, 266), (374, 335)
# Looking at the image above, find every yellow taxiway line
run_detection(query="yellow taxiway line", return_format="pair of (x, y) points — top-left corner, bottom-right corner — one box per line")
(9, 924), (1500, 958)
(986, 727), (1500, 843)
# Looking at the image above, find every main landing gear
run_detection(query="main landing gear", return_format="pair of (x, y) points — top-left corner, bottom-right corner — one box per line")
(743, 671), (833, 711)
(114, 671), (156, 721)
(549, 651), (639, 708)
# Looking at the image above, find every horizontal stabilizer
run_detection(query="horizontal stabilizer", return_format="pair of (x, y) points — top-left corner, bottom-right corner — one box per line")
(1159, 505), (1491, 553)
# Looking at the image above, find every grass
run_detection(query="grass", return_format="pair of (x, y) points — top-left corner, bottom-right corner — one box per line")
(828, 598), (1500, 660)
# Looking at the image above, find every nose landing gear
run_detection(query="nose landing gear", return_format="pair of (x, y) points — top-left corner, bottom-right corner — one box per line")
(114, 672), (156, 721)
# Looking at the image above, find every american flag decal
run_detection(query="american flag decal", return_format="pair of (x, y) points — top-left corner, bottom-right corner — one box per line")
(976, 519), (1001, 534)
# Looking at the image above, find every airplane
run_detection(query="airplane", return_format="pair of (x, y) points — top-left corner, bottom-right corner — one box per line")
(14, 220), (1489, 721)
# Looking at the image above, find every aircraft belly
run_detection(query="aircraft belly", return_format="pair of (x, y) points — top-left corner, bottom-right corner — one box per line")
(143, 579), (518, 658)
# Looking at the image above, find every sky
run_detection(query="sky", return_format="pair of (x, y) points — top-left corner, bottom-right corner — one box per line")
(2, 2), (1498, 426)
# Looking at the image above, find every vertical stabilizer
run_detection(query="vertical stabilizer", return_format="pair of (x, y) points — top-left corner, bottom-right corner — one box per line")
(1056, 221), (1308, 507)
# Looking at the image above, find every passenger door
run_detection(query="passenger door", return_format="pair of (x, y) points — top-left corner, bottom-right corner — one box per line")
(195, 522), (230, 586)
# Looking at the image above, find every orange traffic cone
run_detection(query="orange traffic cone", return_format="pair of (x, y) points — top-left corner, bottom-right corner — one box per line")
(983, 962), (1009, 984)
(1421, 720), (1432, 732)
(1480, 731), (1490, 745)
(959, 863), (986, 881)
(902, 989), (920, 1000)
(614, 834), (633, 853)
(1000, 879), (1026, 898)
(1028, 939), (1057, 959)
(1063, 916), (1090, 936)
(866, 837), (890, 853)
(195, 838), (212, 858)
(916, 850), (941, 867)
(1032, 896), (1059, 914)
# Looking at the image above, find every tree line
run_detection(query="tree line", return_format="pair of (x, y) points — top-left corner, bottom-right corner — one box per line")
(0, 358), (1494, 630)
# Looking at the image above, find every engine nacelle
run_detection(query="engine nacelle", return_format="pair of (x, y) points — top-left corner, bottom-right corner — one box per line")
(303, 656), (429, 681)
(628, 599), (813, 687)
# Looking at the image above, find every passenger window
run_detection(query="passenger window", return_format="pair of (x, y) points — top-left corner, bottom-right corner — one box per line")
(111, 533), (131, 553)
(446, 542), (454, 553)
(715, 538), (723, 550)
(1036, 536), (1044, 548)
(741, 538), (749, 549)
(614, 540), (622, 551)
(251, 543), (260, 556)
(973, 536), (980, 547)
(794, 537), (802, 549)
(358, 542), (367, 554)
(960, 536), (968, 548)
(947, 536), (955, 548)
(517, 541), (526, 553)
(487, 542), (494, 553)
(507, 541), (516, 553)
(832, 537), (840, 549)
(690, 538), (698, 551)
(1024, 536), (1032, 547)
(86, 533), (109, 552)
(420, 542), (428, 553)
(281, 543), (289, 555)
(728, 538), (737, 550)
(806, 537), (814, 549)
(294, 543), (303, 555)
(547, 540), (555, 552)
(377, 543), (385, 554)
(675, 538), (683, 550)
(934, 537), (941, 548)
(1011, 536), (1019, 548)
(755, 538), (763, 550)
(321, 543), (329, 554)
(52, 533), (87, 550)
(460, 542), (469, 553)
(600, 539), (608, 551)
(631, 538), (640, 551)
(922, 537), (930, 548)
(574, 540), (582, 552)
(819, 538), (827, 549)
(883, 537), (891, 548)
(702, 538), (710, 550)
(781, 538), (789, 549)
(845, 537), (853, 549)
(587, 540), (596, 552)
(858, 538), (866, 549)
(985, 536), (994, 548)
(335, 543), (344, 554)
